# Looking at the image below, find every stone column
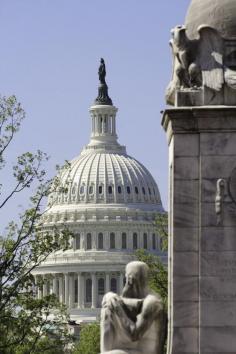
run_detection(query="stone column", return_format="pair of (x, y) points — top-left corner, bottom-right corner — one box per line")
(52, 275), (57, 295)
(59, 275), (63, 303)
(119, 273), (124, 295)
(42, 276), (47, 297)
(36, 275), (42, 299)
(77, 273), (82, 309)
(69, 273), (74, 309)
(91, 273), (97, 309)
(64, 273), (69, 306)
(162, 107), (236, 354)
(105, 273), (110, 293)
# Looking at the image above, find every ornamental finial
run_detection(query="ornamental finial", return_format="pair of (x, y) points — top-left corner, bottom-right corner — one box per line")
(95, 58), (113, 105)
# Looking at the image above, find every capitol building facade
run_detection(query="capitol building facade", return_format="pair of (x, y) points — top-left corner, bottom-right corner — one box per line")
(32, 61), (165, 323)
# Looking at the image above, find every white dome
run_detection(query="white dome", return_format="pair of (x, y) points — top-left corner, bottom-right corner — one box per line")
(34, 74), (166, 325)
(53, 151), (161, 206)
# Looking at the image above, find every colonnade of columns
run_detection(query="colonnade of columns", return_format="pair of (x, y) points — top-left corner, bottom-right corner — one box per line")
(35, 272), (125, 310)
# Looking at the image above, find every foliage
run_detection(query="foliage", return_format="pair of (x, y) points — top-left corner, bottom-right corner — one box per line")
(136, 249), (168, 308)
(0, 95), (73, 353)
(73, 323), (100, 354)
(155, 213), (168, 252)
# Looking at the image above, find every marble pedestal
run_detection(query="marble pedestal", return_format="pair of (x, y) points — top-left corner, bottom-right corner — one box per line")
(162, 107), (236, 354)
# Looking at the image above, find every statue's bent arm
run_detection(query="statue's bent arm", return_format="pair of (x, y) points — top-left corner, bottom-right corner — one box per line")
(119, 295), (163, 342)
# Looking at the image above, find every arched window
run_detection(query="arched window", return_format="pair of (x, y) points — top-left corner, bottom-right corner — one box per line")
(143, 233), (148, 249)
(108, 186), (113, 194)
(98, 278), (105, 295)
(135, 187), (139, 194)
(99, 185), (103, 194)
(98, 233), (103, 250)
(89, 185), (94, 194)
(110, 278), (117, 293)
(80, 186), (85, 194)
(75, 234), (80, 249)
(152, 233), (156, 250)
(86, 233), (92, 250)
(110, 233), (115, 249)
(122, 233), (127, 249)
(118, 186), (122, 194)
(148, 187), (151, 195)
(142, 187), (146, 195)
(86, 278), (92, 302)
(133, 233), (138, 249)
(127, 186), (131, 194)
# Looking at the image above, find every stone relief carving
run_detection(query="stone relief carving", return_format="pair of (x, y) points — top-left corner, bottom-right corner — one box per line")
(100, 261), (166, 354)
(166, 24), (236, 106)
(215, 179), (226, 226)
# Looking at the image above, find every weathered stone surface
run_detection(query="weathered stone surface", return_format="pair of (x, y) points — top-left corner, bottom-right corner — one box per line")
(173, 277), (199, 302)
(201, 227), (236, 251)
(173, 302), (198, 327)
(174, 203), (199, 228)
(200, 327), (236, 352)
(173, 252), (199, 276)
(201, 156), (236, 179)
(174, 157), (199, 180)
(200, 132), (236, 156)
(201, 252), (236, 276)
(172, 328), (198, 353)
(201, 302), (236, 326)
(173, 228), (199, 252)
(200, 276), (236, 301)
(163, 106), (236, 353)
(174, 134), (199, 157)
(174, 180), (199, 204)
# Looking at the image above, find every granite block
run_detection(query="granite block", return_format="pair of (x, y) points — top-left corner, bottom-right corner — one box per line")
(201, 227), (236, 251)
(201, 301), (236, 326)
(173, 301), (199, 327)
(201, 251), (236, 276)
(174, 157), (199, 180)
(175, 134), (199, 157)
(173, 228), (199, 252)
(172, 327), (198, 352)
(173, 252), (199, 276)
(200, 276), (236, 301)
(200, 327), (236, 352)
(200, 132), (236, 156)
(174, 180), (199, 204)
(173, 276), (199, 302)
(174, 203), (199, 228)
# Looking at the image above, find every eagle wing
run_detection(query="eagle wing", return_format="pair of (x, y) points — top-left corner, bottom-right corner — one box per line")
(196, 25), (224, 91)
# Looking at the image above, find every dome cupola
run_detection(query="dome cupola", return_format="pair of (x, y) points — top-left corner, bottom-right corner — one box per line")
(48, 59), (163, 212)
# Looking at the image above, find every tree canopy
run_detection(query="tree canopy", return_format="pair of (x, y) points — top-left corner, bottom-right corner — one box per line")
(0, 95), (73, 353)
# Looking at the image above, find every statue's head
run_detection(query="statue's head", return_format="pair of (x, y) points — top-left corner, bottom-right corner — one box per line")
(122, 261), (149, 299)
(100, 58), (105, 64)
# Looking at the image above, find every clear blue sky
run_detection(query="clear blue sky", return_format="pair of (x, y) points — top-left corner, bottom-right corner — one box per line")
(0, 0), (190, 226)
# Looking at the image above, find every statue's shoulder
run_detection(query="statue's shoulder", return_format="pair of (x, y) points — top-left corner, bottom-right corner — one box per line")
(142, 293), (164, 316)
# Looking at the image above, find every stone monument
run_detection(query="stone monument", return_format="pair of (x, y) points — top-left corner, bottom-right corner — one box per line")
(100, 261), (166, 354)
(162, 0), (236, 353)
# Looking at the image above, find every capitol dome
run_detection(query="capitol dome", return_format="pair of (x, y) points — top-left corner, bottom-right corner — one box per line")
(33, 60), (165, 324)
(52, 151), (161, 207)
(185, 0), (236, 40)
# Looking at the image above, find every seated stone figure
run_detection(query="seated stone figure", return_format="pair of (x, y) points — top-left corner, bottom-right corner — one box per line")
(100, 261), (166, 354)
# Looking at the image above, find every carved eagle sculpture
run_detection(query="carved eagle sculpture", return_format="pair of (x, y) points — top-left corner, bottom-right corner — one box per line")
(166, 25), (224, 105)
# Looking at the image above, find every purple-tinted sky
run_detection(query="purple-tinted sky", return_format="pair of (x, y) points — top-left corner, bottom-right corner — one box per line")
(0, 0), (190, 226)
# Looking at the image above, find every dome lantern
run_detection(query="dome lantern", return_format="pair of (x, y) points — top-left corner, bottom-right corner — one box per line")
(83, 59), (126, 155)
